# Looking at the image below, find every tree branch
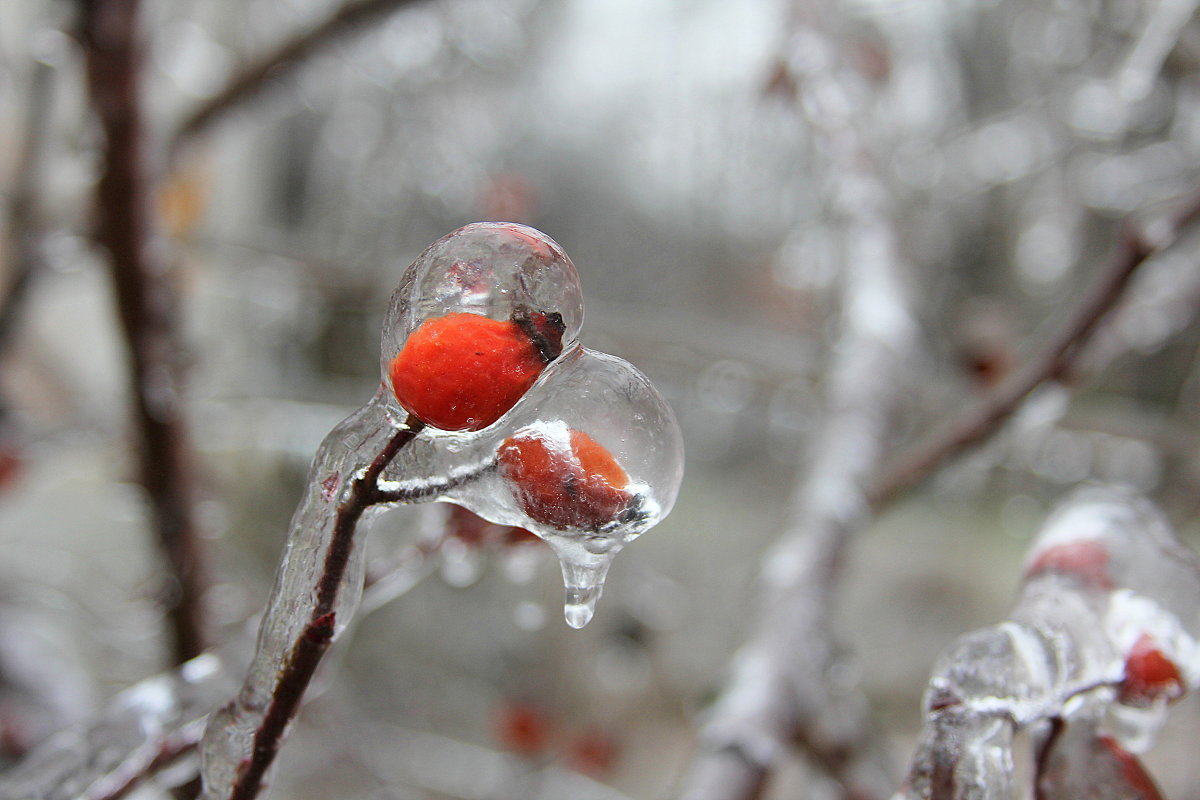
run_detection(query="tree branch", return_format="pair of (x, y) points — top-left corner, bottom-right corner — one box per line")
(868, 190), (1200, 510)
(78, 0), (209, 666)
(225, 420), (422, 800)
(681, 16), (913, 793)
(170, 0), (431, 154)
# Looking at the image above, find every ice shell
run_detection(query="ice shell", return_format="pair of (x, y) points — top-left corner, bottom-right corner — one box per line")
(380, 222), (585, 390)
(424, 347), (684, 626)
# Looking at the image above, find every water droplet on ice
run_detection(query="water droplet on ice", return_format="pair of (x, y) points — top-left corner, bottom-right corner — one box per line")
(564, 584), (602, 629)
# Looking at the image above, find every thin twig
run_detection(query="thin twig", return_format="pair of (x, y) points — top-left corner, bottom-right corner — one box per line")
(372, 459), (497, 504)
(226, 418), (423, 800)
(88, 719), (206, 800)
(868, 191), (1200, 510)
(79, 0), (209, 665)
(170, 0), (430, 155)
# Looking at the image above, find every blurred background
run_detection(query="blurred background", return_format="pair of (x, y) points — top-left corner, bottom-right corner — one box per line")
(3, 0), (1200, 797)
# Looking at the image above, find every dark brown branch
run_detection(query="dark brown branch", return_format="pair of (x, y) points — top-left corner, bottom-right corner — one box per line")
(170, 0), (430, 153)
(79, 0), (208, 666)
(868, 191), (1200, 510)
(226, 418), (423, 800)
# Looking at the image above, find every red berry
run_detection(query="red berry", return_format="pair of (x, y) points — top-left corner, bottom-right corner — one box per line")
(567, 728), (619, 776)
(389, 312), (553, 431)
(494, 702), (551, 756)
(1024, 540), (1113, 590)
(498, 428), (631, 531)
(1119, 633), (1184, 707)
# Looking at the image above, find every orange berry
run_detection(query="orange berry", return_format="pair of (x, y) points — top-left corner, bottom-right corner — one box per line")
(389, 312), (560, 431)
(498, 428), (631, 531)
(1119, 633), (1184, 707)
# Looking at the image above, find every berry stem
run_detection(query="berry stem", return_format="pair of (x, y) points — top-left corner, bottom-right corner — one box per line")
(371, 459), (498, 505)
(225, 417), (423, 800)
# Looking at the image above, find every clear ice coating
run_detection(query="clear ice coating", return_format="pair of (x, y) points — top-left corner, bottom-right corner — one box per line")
(199, 223), (683, 798)
(898, 488), (1200, 800)
(380, 221), (585, 385)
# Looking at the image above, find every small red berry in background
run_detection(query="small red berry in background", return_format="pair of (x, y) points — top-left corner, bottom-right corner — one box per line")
(389, 311), (561, 431)
(498, 428), (631, 531)
(567, 728), (619, 776)
(494, 702), (551, 757)
(1024, 539), (1113, 590)
(0, 448), (21, 493)
(1119, 633), (1184, 707)
(445, 504), (541, 549)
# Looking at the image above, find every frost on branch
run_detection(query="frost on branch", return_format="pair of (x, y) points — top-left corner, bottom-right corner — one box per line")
(898, 488), (1200, 799)
(0, 654), (229, 800)
(198, 223), (683, 800)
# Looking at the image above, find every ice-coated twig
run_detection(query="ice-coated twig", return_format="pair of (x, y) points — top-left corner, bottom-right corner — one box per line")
(79, 0), (209, 666)
(897, 488), (1200, 799)
(200, 413), (423, 800)
(373, 459), (498, 505)
(0, 516), (452, 800)
(682, 13), (913, 796)
(0, 654), (229, 800)
(170, 0), (432, 154)
(869, 189), (1200, 510)
(1114, 0), (1200, 103)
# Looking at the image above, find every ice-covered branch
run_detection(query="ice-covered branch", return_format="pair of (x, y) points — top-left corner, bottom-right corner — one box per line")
(170, 0), (431, 153)
(78, 0), (210, 666)
(869, 190), (1200, 510)
(898, 488), (1200, 799)
(0, 654), (229, 800)
(1114, 0), (1200, 103)
(682, 16), (914, 796)
(199, 414), (423, 800)
(682, 229), (909, 800)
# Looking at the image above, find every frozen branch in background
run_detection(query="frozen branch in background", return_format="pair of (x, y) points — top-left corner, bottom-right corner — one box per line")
(682, 230), (909, 800)
(0, 654), (229, 800)
(170, 0), (431, 153)
(0, 511), (454, 800)
(0, 59), (55, 353)
(78, 0), (209, 666)
(869, 190), (1200, 510)
(1114, 0), (1200, 103)
(682, 15), (914, 797)
(898, 488), (1200, 799)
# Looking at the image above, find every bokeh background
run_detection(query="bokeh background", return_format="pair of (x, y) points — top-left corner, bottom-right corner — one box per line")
(3, 0), (1200, 797)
